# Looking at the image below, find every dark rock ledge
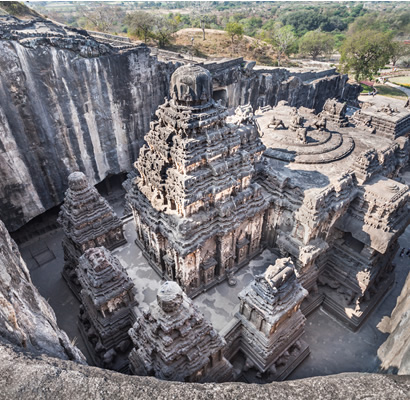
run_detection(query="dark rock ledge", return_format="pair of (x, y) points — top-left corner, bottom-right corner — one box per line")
(0, 341), (409, 400)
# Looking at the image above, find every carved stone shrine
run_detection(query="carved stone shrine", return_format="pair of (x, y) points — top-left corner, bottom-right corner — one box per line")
(255, 100), (410, 330)
(232, 258), (309, 382)
(128, 281), (233, 382)
(128, 64), (268, 297)
(58, 172), (126, 297)
(77, 246), (137, 372)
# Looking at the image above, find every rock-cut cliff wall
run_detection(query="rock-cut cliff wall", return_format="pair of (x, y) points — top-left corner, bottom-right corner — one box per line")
(0, 39), (175, 231)
(0, 218), (85, 362)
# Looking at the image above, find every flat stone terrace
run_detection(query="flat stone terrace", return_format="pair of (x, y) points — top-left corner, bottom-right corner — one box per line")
(18, 202), (410, 379)
(255, 97), (408, 191)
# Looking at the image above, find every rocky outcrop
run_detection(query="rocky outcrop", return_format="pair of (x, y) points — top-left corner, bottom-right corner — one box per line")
(0, 341), (409, 400)
(378, 271), (410, 374)
(207, 58), (360, 111)
(0, 17), (359, 232)
(0, 219), (85, 363)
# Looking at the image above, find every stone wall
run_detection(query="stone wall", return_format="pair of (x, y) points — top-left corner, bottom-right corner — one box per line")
(0, 218), (85, 363)
(0, 39), (175, 231)
(378, 271), (410, 374)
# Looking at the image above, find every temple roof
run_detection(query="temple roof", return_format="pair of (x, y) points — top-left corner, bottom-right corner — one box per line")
(170, 64), (212, 106)
(77, 247), (134, 309)
(58, 172), (123, 245)
(129, 281), (225, 380)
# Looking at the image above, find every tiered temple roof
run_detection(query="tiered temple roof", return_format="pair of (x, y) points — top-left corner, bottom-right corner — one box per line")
(128, 281), (233, 382)
(235, 258), (309, 381)
(129, 65), (268, 295)
(58, 172), (125, 250)
(58, 171), (126, 297)
(77, 247), (137, 371)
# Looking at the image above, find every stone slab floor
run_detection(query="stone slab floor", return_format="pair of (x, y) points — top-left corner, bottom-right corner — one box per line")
(19, 212), (410, 380)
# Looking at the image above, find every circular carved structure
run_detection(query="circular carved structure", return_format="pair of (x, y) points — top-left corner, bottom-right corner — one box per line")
(157, 281), (184, 313)
(170, 64), (212, 106)
(68, 171), (88, 191)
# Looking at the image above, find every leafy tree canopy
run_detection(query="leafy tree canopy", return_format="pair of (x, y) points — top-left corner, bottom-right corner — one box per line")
(299, 30), (334, 60)
(340, 29), (393, 80)
(225, 21), (244, 43)
(125, 11), (155, 42)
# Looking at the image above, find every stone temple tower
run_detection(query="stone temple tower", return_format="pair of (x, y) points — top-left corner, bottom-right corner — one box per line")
(128, 64), (268, 296)
(77, 246), (137, 372)
(234, 257), (309, 382)
(128, 281), (233, 382)
(58, 172), (126, 297)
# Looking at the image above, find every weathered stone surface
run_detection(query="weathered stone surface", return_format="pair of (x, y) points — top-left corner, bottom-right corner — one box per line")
(255, 98), (410, 329)
(353, 101), (410, 138)
(0, 16), (359, 233)
(0, 341), (409, 400)
(0, 218), (85, 363)
(0, 18), (175, 232)
(378, 271), (410, 375)
(232, 258), (309, 381)
(129, 64), (268, 296)
(77, 247), (137, 371)
(129, 281), (233, 382)
(58, 172), (126, 297)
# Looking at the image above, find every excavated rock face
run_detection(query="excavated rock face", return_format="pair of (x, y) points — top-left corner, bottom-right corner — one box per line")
(0, 342), (409, 400)
(0, 20), (175, 232)
(0, 17), (360, 233)
(378, 271), (410, 375)
(0, 218), (85, 363)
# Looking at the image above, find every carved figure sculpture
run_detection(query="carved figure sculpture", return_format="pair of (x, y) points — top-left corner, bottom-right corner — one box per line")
(311, 114), (327, 131)
(297, 127), (308, 144)
(289, 108), (304, 131)
(268, 115), (286, 130)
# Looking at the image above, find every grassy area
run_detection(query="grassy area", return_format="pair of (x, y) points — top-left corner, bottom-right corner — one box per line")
(361, 83), (373, 94)
(374, 84), (407, 100)
(389, 76), (410, 84)
(389, 76), (410, 88)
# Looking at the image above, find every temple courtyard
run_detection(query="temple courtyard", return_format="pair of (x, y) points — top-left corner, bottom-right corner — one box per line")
(19, 201), (410, 380)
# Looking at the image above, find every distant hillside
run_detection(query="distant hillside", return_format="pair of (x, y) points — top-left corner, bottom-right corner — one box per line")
(0, 1), (42, 19)
(171, 28), (292, 67)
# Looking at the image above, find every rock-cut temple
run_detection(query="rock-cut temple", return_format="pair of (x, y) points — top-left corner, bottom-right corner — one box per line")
(128, 64), (268, 297)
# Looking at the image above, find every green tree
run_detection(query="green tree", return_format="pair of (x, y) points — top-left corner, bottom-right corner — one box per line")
(241, 16), (263, 37)
(340, 30), (393, 80)
(299, 30), (334, 60)
(225, 21), (244, 44)
(125, 11), (155, 42)
(269, 24), (296, 67)
(192, 1), (213, 40)
(152, 15), (177, 48)
(391, 41), (410, 67)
